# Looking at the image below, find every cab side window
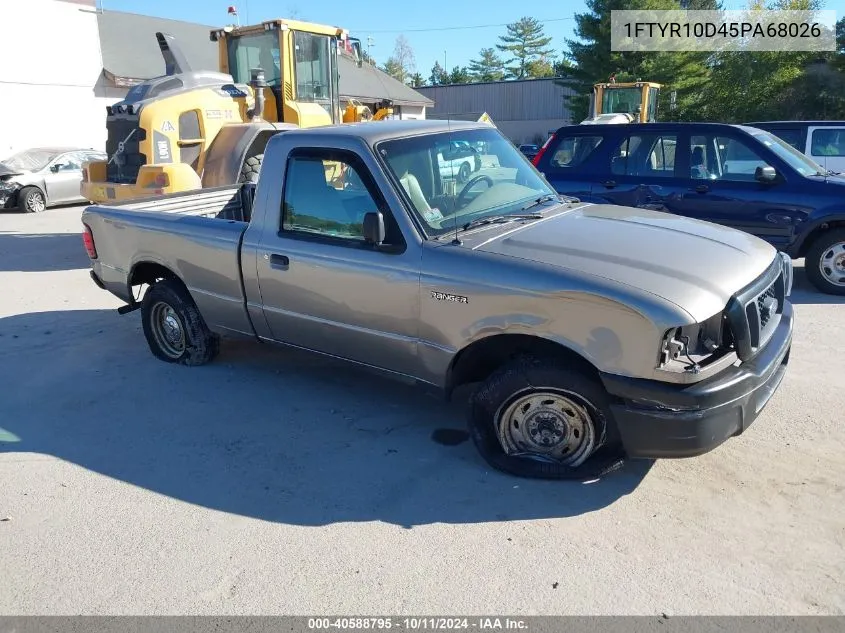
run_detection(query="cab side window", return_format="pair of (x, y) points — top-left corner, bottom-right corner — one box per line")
(281, 149), (404, 248)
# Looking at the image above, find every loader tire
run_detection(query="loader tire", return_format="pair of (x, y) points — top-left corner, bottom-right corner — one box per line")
(238, 154), (263, 184)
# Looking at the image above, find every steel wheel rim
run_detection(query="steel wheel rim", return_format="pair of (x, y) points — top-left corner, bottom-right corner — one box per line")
(150, 301), (186, 358)
(818, 241), (845, 287)
(26, 192), (45, 212)
(496, 388), (596, 467)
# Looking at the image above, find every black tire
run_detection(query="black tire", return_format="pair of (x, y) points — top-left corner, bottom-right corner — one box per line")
(238, 153), (263, 184)
(468, 355), (624, 480)
(805, 228), (845, 295)
(458, 161), (471, 183)
(18, 186), (46, 213)
(140, 278), (220, 366)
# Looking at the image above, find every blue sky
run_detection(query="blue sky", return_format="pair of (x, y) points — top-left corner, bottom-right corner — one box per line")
(98, 0), (842, 76)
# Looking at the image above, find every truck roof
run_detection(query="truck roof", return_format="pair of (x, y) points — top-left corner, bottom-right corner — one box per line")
(282, 119), (491, 143)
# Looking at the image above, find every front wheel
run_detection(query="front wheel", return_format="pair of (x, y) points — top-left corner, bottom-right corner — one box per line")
(19, 186), (46, 213)
(141, 278), (220, 365)
(805, 228), (845, 295)
(468, 355), (621, 479)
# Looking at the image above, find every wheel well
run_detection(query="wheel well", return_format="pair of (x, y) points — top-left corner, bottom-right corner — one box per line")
(241, 130), (276, 167)
(128, 262), (184, 302)
(798, 220), (845, 257)
(445, 334), (599, 398)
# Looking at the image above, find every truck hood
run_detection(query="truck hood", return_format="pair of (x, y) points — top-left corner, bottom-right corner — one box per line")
(470, 203), (776, 323)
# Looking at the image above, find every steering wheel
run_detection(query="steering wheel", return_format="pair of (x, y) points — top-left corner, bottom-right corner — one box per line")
(455, 175), (494, 210)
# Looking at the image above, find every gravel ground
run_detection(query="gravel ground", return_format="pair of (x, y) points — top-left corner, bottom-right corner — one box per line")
(0, 205), (843, 615)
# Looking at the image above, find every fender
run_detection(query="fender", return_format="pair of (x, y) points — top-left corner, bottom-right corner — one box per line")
(201, 121), (299, 188)
(787, 211), (845, 258)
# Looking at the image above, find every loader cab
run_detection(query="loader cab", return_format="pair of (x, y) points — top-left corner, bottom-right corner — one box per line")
(591, 82), (662, 123)
(213, 19), (345, 127)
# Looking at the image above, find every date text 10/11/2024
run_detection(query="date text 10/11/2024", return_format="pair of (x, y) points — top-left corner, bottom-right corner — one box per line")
(308, 618), (529, 631)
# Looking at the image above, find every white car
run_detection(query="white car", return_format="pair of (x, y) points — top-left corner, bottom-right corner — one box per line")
(436, 140), (481, 183)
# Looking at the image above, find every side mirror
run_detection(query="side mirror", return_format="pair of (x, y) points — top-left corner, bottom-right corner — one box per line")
(50, 164), (61, 173)
(363, 211), (385, 245)
(755, 165), (777, 183)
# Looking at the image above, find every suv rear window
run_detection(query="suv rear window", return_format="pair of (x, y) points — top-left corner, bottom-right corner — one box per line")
(549, 135), (603, 169)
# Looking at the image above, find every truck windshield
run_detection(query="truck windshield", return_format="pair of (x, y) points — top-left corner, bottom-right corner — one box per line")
(749, 129), (827, 176)
(377, 127), (560, 237)
(293, 30), (334, 105)
(227, 31), (282, 86)
(602, 87), (642, 116)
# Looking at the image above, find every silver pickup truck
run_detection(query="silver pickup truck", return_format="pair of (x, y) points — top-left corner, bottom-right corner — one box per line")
(81, 120), (795, 479)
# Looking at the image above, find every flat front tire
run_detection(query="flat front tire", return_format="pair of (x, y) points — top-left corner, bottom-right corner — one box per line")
(140, 279), (219, 365)
(468, 355), (621, 479)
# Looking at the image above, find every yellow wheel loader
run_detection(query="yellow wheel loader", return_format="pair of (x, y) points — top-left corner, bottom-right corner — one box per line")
(581, 81), (662, 124)
(82, 18), (367, 204)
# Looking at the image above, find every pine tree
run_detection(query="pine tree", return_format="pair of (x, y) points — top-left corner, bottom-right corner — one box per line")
(429, 61), (449, 85)
(468, 48), (505, 82)
(496, 17), (554, 79)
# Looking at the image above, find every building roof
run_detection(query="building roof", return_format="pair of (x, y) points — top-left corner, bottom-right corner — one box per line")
(338, 56), (432, 107)
(96, 9), (432, 107)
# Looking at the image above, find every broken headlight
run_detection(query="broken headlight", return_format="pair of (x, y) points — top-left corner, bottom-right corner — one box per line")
(657, 310), (736, 376)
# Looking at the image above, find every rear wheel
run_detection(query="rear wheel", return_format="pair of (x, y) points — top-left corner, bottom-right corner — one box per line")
(141, 279), (219, 365)
(239, 154), (263, 184)
(19, 187), (46, 213)
(805, 228), (845, 295)
(468, 355), (623, 479)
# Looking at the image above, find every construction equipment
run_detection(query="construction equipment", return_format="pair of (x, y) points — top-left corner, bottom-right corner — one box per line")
(581, 81), (662, 124)
(82, 18), (366, 204)
(343, 98), (395, 122)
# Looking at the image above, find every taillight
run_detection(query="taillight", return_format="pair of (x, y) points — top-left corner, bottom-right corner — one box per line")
(154, 173), (169, 188)
(81, 166), (89, 182)
(82, 224), (97, 259)
(532, 133), (556, 167)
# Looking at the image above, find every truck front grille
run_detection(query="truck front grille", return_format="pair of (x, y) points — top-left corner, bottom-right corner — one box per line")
(726, 257), (787, 362)
(105, 116), (147, 184)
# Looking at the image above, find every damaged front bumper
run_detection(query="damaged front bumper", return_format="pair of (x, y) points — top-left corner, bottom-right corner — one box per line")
(600, 301), (794, 459)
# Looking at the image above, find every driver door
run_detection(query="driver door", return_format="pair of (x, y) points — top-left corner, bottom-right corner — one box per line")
(44, 152), (84, 205)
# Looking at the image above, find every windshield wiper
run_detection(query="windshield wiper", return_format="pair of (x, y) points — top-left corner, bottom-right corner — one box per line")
(461, 212), (544, 232)
(520, 193), (578, 211)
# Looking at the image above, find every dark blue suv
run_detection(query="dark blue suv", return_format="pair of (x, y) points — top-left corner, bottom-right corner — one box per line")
(533, 122), (845, 295)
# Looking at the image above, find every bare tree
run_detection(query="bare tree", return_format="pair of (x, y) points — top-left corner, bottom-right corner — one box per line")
(391, 35), (416, 84)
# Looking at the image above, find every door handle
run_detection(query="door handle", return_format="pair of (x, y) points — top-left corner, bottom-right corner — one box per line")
(695, 184), (709, 193)
(603, 180), (616, 189)
(269, 254), (289, 269)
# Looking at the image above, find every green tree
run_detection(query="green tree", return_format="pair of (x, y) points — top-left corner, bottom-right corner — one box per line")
(429, 61), (449, 85)
(381, 57), (405, 83)
(409, 72), (426, 87)
(496, 17), (554, 79)
(526, 56), (557, 78)
(449, 66), (472, 84)
(468, 48), (505, 82)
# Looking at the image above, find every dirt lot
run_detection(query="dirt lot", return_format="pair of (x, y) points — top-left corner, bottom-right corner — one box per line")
(1, 206), (843, 615)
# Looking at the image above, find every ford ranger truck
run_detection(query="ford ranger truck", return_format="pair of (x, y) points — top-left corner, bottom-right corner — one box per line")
(81, 120), (794, 479)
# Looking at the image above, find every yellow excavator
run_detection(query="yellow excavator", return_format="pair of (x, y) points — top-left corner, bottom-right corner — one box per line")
(82, 18), (375, 204)
(581, 79), (662, 124)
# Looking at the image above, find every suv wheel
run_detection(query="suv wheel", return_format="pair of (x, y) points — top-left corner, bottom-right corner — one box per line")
(805, 228), (845, 295)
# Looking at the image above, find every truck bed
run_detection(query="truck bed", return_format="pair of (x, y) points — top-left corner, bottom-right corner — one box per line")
(112, 184), (254, 222)
(82, 183), (257, 337)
